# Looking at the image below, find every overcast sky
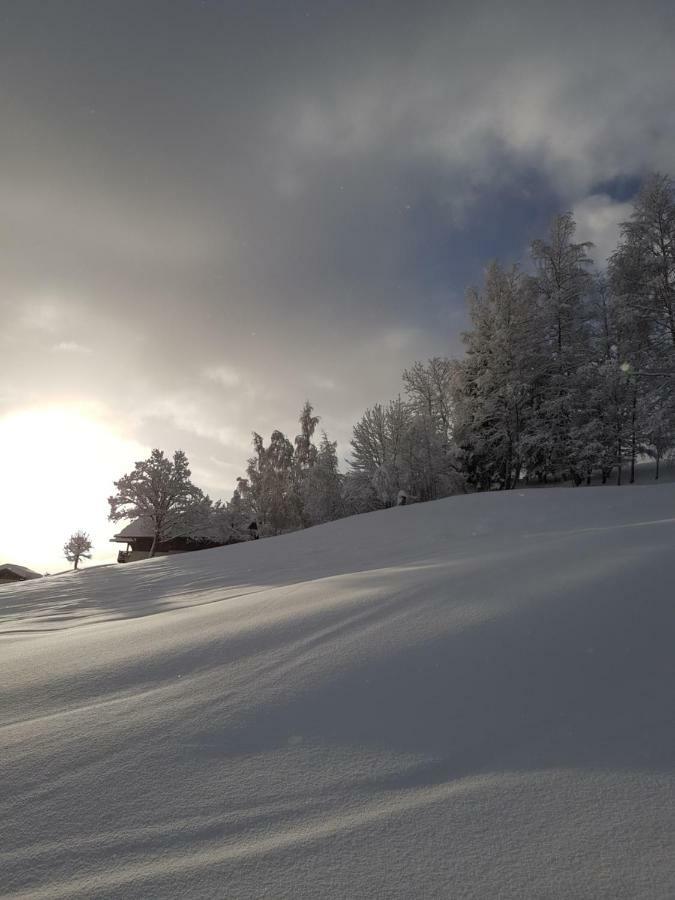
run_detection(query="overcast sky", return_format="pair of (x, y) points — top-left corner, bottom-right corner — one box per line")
(1, 0), (674, 571)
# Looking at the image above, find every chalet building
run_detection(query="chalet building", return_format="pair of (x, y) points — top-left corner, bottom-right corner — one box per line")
(0, 564), (43, 584)
(111, 517), (227, 563)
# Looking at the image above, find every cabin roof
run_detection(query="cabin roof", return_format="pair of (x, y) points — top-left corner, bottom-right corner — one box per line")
(112, 517), (155, 540)
(0, 563), (42, 579)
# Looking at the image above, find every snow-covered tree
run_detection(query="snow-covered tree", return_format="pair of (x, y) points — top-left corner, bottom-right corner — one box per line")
(452, 263), (542, 489)
(63, 530), (92, 570)
(349, 398), (412, 507)
(108, 449), (203, 556)
(348, 390), (463, 506)
(642, 381), (675, 480)
(529, 213), (595, 481)
(222, 173), (675, 523)
(612, 173), (675, 352)
(294, 401), (320, 469)
(243, 403), (344, 533)
(302, 432), (343, 524)
(177, 494), (231, 544)
(402, 357), (463, 499)
(226, 478), (257, 540)
(608, 175), (675, 481)
(291, 401), (321, 526)
(246, 430), (298, 535)
(402, 357), (454, 445)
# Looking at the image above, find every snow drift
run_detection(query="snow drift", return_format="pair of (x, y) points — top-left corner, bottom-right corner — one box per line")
(1, 486), (674, 898)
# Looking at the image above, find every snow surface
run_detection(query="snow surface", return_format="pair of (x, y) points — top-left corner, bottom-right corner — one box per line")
(1, 486), (674, 898)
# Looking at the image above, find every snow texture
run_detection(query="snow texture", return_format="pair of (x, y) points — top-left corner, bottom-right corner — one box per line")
(1, 486), (674, 898)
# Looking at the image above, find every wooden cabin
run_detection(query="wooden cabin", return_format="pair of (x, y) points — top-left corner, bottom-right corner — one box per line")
(111, 517), (227, 563)
(0, 564), (43, 584)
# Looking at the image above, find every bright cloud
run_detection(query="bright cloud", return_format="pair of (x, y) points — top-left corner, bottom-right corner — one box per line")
(203, 365), (241, 388)
(573, 194), (633, 268)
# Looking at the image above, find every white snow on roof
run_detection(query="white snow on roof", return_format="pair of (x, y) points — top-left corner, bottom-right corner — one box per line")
(1, 484), (674, 897)
(0, 563), (42, 579)
(112, 516), (154, 539)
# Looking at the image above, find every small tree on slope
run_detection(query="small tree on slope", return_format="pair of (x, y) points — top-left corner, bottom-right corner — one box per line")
(108, 449), (202, 557)
(64, 530), (92, 570)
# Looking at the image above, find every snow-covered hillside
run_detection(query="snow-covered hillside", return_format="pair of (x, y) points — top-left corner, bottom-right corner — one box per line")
(1, 486), (674, 898)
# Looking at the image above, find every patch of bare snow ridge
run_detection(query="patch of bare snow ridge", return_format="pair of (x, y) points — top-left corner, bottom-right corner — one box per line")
(1, 485), (674, 899)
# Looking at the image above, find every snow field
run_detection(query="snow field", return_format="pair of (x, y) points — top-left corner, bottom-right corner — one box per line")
(1, 485), (674, 898)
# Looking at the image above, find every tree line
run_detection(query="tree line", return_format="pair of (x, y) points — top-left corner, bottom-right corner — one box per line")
(107, 172), (675, 554)
(454, 172), (675, 490)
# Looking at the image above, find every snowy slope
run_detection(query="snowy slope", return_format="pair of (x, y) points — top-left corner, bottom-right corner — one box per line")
(1, 486), (674, 899)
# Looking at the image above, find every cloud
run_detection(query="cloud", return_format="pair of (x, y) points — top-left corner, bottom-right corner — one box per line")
(309, 375), (338, 392)
(572, 195), (633, 268)
(52, 341), (93, 354)
(203, 365), (241, 388)
(144, 392), (252, 452)
(19, 300), (68, 333)
(379, 328), (422, 352)
(278, 2), (675, 202)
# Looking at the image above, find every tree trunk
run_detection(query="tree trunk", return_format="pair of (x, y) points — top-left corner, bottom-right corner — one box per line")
(73, 557), (79, 571)
(655, 450), (660, 480)
(149, 531), (159, 558)
(617, 437), (622, 485)
(512, 460), (521, 488)
(629, 386), (637, 484)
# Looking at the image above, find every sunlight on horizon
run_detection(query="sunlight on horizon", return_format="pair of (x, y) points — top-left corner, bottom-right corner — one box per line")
(0, 406), (147, 574)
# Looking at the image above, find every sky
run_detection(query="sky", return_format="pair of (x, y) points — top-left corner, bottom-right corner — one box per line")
(1, 0), (674, 573)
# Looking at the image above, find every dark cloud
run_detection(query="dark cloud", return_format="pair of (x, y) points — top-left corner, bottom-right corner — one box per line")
(2, 0), (675, 502)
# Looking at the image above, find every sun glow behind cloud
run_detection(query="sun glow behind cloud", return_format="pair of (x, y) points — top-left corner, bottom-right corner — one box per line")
(0, 406), (146, 574)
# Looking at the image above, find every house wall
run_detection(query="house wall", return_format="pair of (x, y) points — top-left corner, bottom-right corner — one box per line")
(120, 550), (187, 563)
(0, 572), (26, 583)
(115, 534), (238, 563)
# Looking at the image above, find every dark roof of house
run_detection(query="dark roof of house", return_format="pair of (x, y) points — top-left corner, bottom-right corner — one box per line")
(0, 563), (42, 580)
